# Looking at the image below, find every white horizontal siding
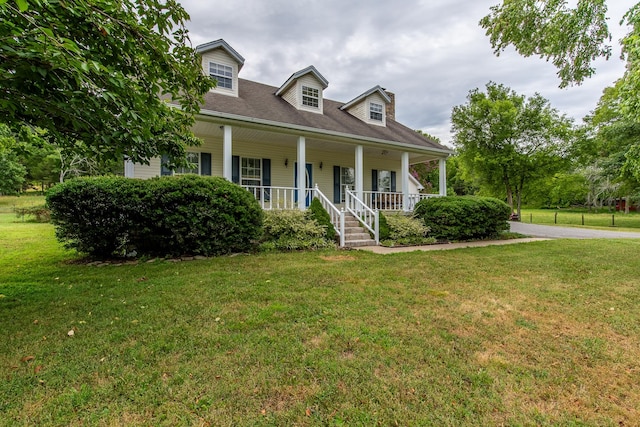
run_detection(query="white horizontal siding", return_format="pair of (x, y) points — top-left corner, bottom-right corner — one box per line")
(201, 50), (239, 97)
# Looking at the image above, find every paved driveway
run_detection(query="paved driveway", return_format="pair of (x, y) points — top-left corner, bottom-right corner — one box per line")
(509, 221), (640, 239)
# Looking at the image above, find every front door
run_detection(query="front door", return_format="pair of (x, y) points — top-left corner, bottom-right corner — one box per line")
(294, 163), (313, 207)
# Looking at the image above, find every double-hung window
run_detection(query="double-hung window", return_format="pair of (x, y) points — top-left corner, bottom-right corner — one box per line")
(340, 167), (355, 202)
(241, 157), (262, 198)
(209, 62), (233, 89)
(175, 152), (199, 175)
(377, 170), (392, 192)
(370, 102), (383, 121)
(302, 86), (319, 108)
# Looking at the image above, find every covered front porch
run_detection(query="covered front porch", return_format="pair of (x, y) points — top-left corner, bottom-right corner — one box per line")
(192, 117), (449, 212)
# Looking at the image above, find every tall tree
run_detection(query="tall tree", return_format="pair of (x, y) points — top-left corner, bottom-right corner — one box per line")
(0, 124), (26, 194)
(0, 0), (213, 166)
(451, 82), (573, 217)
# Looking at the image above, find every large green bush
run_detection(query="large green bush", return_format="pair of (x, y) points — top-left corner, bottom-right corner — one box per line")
(46, 175), (263, 257)
(261, 210), (334, 251)
(414, 196), (510, 241)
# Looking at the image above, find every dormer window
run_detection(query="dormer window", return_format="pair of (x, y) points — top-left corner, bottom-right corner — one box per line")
(210, 62), (233, 89)
(370, 102), (383, 121)
(302, 86), (319, 108)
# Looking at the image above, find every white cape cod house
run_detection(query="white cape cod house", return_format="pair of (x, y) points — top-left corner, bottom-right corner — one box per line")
(125, 39), (453, 247)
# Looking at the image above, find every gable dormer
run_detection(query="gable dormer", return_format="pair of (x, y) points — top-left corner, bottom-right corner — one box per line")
(196, 39), (245, 97)
(340, 86), (392, 127)
(275, 66), (328, 114)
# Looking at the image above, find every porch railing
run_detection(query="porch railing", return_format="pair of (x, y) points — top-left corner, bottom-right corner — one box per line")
(242, 185), (311, 210)
(362, 191), (441, 211)
(345, 188), (379, 244)
(314, 185), (345, 247)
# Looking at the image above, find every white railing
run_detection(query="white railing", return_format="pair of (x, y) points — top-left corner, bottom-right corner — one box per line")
(407, 193), (441, 211)
(362, 191), (441, 211)
(242, 185), (310, 210)
(314, 185), (345, 247)
(345, 188), (379, 244)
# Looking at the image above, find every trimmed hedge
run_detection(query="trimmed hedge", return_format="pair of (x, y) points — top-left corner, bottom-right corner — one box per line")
(308, 198), (337, 241)
(414, 196), (510, 241)
(46, 175), (263, 257)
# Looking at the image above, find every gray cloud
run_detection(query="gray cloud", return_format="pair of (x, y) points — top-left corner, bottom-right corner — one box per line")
(181, 0), (633, 146)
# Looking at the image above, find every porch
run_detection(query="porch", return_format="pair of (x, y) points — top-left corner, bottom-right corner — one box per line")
(243, 184), (442, 247)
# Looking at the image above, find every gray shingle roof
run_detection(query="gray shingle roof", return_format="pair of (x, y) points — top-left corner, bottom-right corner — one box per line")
(198, 78), (451, 154)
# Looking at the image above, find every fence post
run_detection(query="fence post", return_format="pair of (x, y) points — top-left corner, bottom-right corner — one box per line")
(582, 214), (584, 226)
(612, 215), (615, 227)
(530, 213), (532, 224)
(554, 212), (557, 224)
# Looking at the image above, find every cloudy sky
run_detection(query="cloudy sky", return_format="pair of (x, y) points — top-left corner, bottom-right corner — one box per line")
(180, 0), (635, 147)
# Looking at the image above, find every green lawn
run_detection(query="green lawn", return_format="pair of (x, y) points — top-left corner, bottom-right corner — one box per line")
(2, 211), (640, 425)
(521, 208), (640, 231)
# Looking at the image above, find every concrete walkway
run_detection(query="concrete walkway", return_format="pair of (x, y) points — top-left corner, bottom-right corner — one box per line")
(357, 221), (640, 254)
(357, 238), (548, 254)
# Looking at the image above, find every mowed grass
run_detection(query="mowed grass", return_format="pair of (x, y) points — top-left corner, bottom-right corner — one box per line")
(521, 208), (640, 231)
(2, 212), (640, 426)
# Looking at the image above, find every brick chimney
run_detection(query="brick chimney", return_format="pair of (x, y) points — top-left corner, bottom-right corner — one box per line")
(385, 91), (395, 121)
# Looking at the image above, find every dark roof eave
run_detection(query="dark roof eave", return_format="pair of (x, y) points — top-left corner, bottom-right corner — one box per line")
(196, 109), (454, 157)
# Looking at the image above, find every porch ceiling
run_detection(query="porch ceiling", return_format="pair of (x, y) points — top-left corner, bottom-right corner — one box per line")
(192, 120), (446, 163)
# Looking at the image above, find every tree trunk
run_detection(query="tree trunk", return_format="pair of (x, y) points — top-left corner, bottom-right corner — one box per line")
(625, 196), (630, 214)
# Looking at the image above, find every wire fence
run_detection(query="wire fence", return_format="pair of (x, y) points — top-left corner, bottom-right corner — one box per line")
(522, 210), (640, 230)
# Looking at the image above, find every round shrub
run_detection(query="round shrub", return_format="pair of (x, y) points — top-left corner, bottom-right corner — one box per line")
(46, 175), (263, 258)
(414, 196), (510, 241)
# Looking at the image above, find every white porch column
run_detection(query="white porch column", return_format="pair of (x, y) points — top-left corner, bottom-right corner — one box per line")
(124, 156), (134, 178)
(439, 157), (447, 196)
(401, 152), (410, 211)
(355, 145), (364, 200)
(297, 136), (306, 211)
(222, 125), (233, 181)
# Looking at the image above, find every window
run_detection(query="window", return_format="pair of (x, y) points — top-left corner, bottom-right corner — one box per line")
(241, 157), (261, 186)
(340, 167), (355, 202)
(378, 170), (392, 192)
(302, 85), (319, 108)
(175, 152), (199, 175)
(370, 102), (383, 121)
(209, 62), (233, 89)
(241, 157), (262, 200)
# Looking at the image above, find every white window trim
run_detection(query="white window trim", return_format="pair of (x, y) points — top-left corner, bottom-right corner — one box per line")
(209, 61), (234, 90)
(378, 170), (392, 192)
(240, 157), (262, 186)
(368, 101), (385, 126)
(175, 152), (201, 175)
(299, 84), (323, 113)
(340, 166), (355, 203)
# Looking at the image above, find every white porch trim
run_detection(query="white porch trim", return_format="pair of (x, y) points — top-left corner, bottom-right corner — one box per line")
(401, 152), (410, 212)
(439, 158), (447, 196)
(297, 136), (306, 211)
(124, 157), (134, 178)
(222, 125), (233, 181)
(355, 145), (364, 201)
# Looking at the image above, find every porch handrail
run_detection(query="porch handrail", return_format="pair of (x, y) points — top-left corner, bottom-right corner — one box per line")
(313, 185), (345, 247)
(363, 190), (442, 211)
(241, 185), (299, 210)
(345, 188), (379, 244)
